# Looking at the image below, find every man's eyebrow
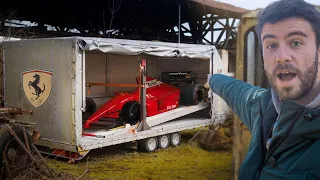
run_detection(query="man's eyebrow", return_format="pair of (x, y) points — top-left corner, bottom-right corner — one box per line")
(262, 34), (277, 41)
(286, 31), (308, 38)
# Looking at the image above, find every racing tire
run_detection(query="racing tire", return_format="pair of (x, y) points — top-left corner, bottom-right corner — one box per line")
(0, 126), (34, 179)
(170, 132), (181, 147)
(179, 84), (205, 106)
(138, 137), (158, 152)
(118, 101), (140, 125)
(158, 135), (170, 149)
(82, 98), (96, 121)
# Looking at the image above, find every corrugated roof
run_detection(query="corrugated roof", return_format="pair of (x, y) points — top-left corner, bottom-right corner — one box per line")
(191, 0), (249, 16)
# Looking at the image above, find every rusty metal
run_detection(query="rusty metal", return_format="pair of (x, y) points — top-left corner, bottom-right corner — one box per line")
(86, 82), (144, 96)
(0, 108), (56, 177)
(0, 106), (39, 178)
(0, 107), (33, 115)
(0, 116), (36, 126)
(31, 130), (41, 141)
(86, 82), (141, 88)
(2, 152), (11, 177)
(2, 123), (56, 178)
(0, 106), (55, 178)
(22, 127), (30, 151)
(31, 144), (57, 178)
(0, 107), (35, 127)
(30, 168), (47, 179)
(4, 124), (37, 162)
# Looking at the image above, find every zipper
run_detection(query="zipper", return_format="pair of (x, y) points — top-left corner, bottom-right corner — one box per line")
(261, 109), (304, 169)
(255, 100), (303, 180)
(256, 98), (270, 179)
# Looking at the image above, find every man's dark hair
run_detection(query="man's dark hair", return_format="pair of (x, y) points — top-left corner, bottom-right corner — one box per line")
(256, 0), (320, 46)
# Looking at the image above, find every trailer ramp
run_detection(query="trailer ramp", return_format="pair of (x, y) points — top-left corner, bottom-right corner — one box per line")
(80, 117), (213, 151)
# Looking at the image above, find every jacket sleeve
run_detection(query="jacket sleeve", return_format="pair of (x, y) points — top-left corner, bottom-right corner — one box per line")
(209, 74), (266, 132)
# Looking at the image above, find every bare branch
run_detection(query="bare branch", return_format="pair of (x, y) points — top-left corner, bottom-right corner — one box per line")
(107, 0), (123, 37)
(114, 0), (123, 13)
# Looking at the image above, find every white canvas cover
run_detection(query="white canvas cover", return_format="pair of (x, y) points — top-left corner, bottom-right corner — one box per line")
(79, 37), (218, 60)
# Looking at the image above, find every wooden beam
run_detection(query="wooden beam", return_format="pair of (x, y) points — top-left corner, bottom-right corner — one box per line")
(215, 29), (225, 46)
(180, 24), (191, 33)
(203, 37), (212, 45)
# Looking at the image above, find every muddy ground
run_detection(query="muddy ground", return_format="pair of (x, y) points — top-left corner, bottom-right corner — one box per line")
(43, 128), (233, 180)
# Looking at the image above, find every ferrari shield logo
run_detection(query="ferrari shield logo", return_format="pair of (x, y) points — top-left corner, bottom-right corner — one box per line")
(22, 69), (53, 108)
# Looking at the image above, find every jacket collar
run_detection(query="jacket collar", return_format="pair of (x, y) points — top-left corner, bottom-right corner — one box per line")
(273, 99), (320, 139)
(271, 87), (320, 113)
(271, 88), (281, 114)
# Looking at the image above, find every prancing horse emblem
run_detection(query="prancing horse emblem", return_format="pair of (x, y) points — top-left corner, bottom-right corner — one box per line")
(28, 74), (46, 100)
(22, 69), (52, 108)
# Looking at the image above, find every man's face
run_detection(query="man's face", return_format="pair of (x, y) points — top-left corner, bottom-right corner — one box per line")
(261, 17), (320, 101)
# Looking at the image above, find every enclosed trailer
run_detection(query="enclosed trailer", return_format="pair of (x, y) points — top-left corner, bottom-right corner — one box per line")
(2, 37), (230, 160)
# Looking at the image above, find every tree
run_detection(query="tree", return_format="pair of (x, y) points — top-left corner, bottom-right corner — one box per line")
(107, 0), (123, 37)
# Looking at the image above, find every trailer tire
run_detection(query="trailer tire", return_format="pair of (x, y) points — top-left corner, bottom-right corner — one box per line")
(0, 126), (34, 179)
(179, 84), (205, 106)
(138, 137), (158, 152)
(118, 101), (140, 125)
(170, 132), (181, 147)
(158, 135), (170, 149)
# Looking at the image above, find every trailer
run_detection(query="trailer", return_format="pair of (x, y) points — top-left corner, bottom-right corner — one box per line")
(2, 37), (230, 160)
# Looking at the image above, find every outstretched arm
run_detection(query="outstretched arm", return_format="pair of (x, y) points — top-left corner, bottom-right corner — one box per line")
(207, 74), (267, 132)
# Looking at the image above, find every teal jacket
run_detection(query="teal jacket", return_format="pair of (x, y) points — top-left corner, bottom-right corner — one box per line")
(209, 74), (320, 180)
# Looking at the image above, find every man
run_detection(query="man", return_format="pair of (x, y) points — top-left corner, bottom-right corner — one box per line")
(205, 0), (320, 179)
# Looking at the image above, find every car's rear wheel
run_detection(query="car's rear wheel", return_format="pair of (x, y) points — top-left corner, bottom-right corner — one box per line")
(179, 84), (205, 105)
(82, 98), (96, 121)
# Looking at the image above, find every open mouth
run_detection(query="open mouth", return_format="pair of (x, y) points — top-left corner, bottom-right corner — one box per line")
(277, 71), (297, 82)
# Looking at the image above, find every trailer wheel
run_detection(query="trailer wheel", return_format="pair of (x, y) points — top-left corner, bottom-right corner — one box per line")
(0, 126), (34, 179)
(158, 135), (170, 149)
(170, 132), (181, 147)
(138, 137), (158, 152)
(118, 101), (140, 125)
(179, 84), (205, 106)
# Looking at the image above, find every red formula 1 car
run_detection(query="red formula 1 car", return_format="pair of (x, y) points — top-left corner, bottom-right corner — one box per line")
(83, 76), (205, 129)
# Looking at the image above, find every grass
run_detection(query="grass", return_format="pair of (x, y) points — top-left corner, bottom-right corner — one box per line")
(47, 128), (233, 180)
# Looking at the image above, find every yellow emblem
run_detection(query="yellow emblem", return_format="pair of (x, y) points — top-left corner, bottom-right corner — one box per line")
(22, 69), (53, 108)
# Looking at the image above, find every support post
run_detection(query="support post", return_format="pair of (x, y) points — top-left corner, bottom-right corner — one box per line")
(209, 51), (215, 128)
(139, 58), (150, 131)
(178, 4), (181, 44)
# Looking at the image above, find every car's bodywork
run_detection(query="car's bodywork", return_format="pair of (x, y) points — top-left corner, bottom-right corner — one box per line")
(83, 76), (181, 128)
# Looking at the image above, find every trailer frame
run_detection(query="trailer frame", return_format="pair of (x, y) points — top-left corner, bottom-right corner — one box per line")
(2, 37), (229, 160)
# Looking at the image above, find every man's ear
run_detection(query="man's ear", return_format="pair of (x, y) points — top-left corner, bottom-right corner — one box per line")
(318, 46), (320, 67)
(318, 46), (320, 62)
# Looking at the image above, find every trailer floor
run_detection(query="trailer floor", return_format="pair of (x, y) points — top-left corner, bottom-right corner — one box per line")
(46, 128), (233, 180)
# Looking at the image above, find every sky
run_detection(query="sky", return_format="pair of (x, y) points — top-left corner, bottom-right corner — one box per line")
(197, 0), (320, 43)
(216, 0), (320, 10)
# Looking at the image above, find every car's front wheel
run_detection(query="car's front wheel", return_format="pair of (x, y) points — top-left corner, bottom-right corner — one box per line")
(118, 101), (140, 125)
